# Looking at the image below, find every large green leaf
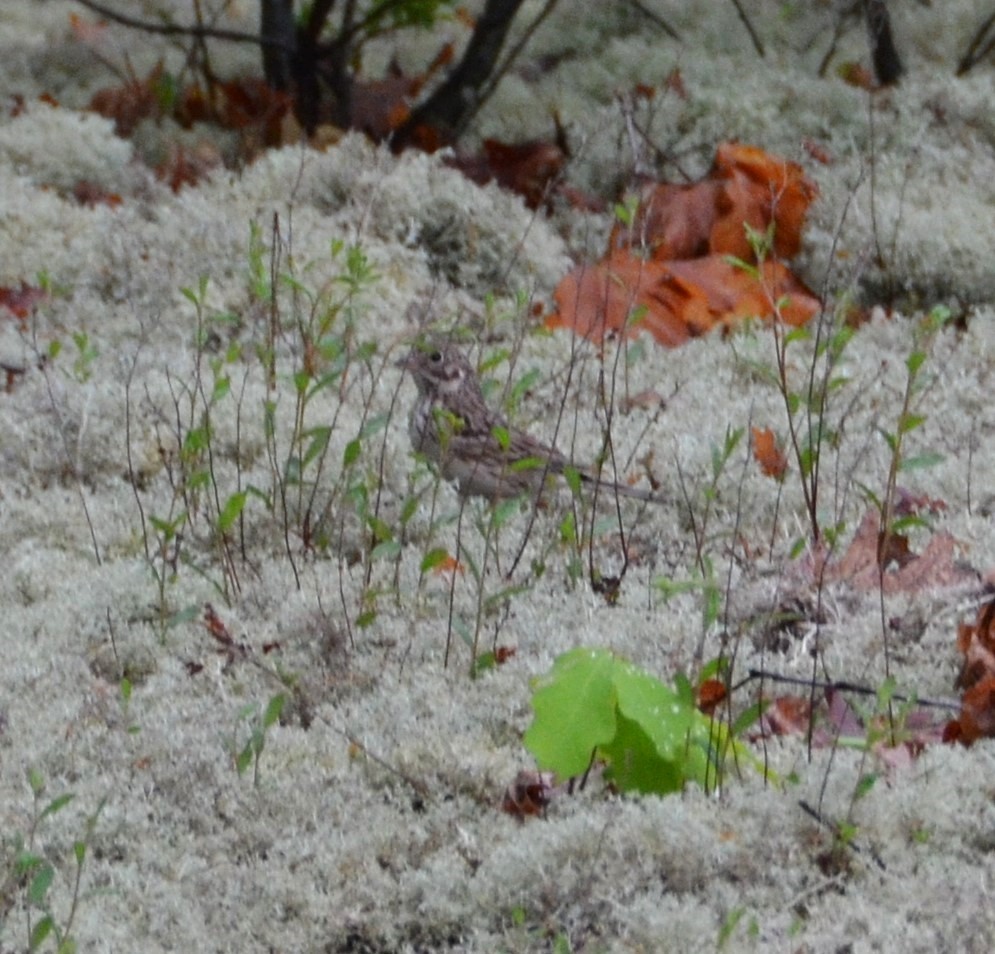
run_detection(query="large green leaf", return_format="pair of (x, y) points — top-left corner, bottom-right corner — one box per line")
(523, 648), (618, 778)
(524, 648), (763, 796)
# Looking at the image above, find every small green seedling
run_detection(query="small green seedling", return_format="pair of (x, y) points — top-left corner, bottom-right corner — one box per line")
(233, 693), (286, 787)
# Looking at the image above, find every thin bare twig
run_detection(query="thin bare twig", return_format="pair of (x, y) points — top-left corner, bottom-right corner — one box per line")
(73, 0), (293, 50)
(727, 0), (765, 57)
(958, 9), (995, 74)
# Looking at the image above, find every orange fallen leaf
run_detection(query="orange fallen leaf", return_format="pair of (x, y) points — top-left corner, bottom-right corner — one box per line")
(948, 674), (995, 744)
(549, 251), (819, 347)
(697, 678), (727, 715)
(955, 598), (995, 691)
(751, 427), (788, 480)
(611, 142), (818, 262)
(711, 142), (818, 260)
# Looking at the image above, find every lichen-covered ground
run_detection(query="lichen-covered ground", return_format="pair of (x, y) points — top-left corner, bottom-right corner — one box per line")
(1, 2), (994, 951)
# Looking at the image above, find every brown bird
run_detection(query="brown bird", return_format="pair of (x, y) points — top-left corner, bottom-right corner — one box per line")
(397, 338), (664, 503)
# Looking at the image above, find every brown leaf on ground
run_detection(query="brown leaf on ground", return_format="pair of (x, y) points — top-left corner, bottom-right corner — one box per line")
(350, 73), (422, 141)
(72, 180), (123, 208)
(751, 426), (788, 480)
(954, 598), (995, 691)
(0, 282), (47, 322)
(756, 694), (811, 738)
(89, 63), (167, 136)
(711, 142), (818, 259)
(351, 45), (453, 142)
(501, 770), (555, 819)
(822, 509), (972, 593)
(154, 141), (223, 192)
(947, 674), (995, 744)
(610, 181), (723, 260)
(548, 252), (819, 347)
(610, 142), (818, 261)
(446, 138), (566, 209)
(697, 679), (727, 716)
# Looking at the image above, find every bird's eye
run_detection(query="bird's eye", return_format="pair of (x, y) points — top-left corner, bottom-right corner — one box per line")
(429, 350), (442, 363)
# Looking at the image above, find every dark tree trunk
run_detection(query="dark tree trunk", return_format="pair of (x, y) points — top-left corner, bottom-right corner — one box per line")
(393, 0), (527, 148)
(866, 0), (903, 85)
(260, 0), (297, 90)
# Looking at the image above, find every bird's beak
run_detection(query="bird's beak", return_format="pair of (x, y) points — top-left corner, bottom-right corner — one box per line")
(395, 352), (416, 372)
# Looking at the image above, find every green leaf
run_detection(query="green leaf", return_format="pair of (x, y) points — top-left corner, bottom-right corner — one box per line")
(718, 907), (746, 949)
(483, 582), (532, 612)
(30, 915), (54, 949)
(302, 426), (331, 468)
(698, 657), (729, 683)
(899, 452), (943, 471)
(263, 693), (286, 729)
(366, 515), (393, 543)
(218, 490), (247, 533)
(854, 773), (878, 800)
(877, 427), (899, 453)
(262, 399), (277, 439)
(343, 438), (362, 467)
(562, 465), (583, 497)
(611, 660), (694, 764)
(523, 649), (619, 778)
(356, 609), (377, 628)
(167, 604), (201, 628)
(40, 793), (75, 820)
(211, 374), (231, 402)
(723, 254), (759, 278)
(370, 539), (401, 561)
(784, 326), (810, 347)
(653, 576), (702, 601)
(491, 496), (521, 529)
(524, 649), (761, 796)
(613, 196), (638, 226)
(28, 768), (45, 796)
(508, 368), (541, 410)
(420, 547), (450, 572)
(470, 651), (498, 679)
(905, 350), (926, 376)
(890, 514), (928, 535)
(732, 700), (766, 736)
(235, 742), (254, 775)
(509, 454), (544, 473)
(293, 370), (312, 395)
(15, 850), (45, 876)
(400, 495), (419, 525)
(28, 864), (55, 904)
(559, 511), (577, 544)
(360, 412), (389, 439)
(898, 411), (926, 434)
(183, 425), (209, 455)
(602, 709), (683, 794)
